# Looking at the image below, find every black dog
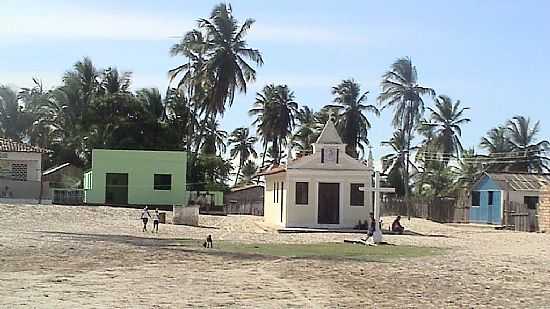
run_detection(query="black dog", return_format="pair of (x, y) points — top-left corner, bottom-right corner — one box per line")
(203, 235), (213, 248)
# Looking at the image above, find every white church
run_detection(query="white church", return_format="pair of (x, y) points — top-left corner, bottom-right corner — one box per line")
(259, 119), (375, 228)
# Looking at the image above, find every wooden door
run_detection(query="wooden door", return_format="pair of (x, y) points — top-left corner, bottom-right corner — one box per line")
(318, 183), (339, 224)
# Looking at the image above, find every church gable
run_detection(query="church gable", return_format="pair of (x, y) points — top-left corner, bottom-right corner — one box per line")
(288, 119), (371, 172)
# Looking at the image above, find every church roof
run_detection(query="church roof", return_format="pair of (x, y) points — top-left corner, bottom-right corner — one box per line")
(256, 164), (287, 176)
(315, 119), (343, 144)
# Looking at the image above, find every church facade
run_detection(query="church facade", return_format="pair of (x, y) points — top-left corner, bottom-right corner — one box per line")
(259, 120), (374, 228)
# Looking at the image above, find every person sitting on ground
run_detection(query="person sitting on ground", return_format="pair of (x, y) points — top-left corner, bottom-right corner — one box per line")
(152, 208), (160, 233)
(362, 213), (377, 242)
(391, 215), (405, 234)
(141, 206), (151, 232)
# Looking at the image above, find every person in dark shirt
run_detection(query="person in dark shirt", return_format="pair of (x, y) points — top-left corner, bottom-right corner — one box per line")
(392, 215), (405, 234)
(362, 213), (377, 242)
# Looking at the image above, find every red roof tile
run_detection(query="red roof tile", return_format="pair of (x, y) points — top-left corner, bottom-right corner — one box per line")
(0, 138), (51, 153)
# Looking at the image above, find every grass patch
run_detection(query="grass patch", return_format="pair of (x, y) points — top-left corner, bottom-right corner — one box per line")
(213, 242), (442, 261)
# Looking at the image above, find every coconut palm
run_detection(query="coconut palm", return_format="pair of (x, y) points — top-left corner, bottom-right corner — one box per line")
(455, 148), (482, 189)
(506, 116), (550, 172)
(229, 127), (258, 186)
(381, 130), (417, 197)
(378, 57), (435, 215)
(291, 106), (317, 155)
(0, 86), (32, 141)
(173, 3), (263, 119)
(200, 117), (227, 155)
(238, 160), (259, 186)
(327, 79), (379, 158)
(426, 95), (471, 164)
(479, 126), (514, 172)
(250, 84), (298, 165)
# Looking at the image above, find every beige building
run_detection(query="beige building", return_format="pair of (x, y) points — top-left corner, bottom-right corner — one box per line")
(0, 138), (50, 199)
(259, 120), (374, 228)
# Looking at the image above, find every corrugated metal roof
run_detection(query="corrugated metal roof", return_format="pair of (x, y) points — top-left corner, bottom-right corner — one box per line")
(0, 138), (51, 153)
(486, 173), (550, 192)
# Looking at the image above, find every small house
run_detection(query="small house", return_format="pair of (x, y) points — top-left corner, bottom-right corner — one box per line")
(225, 185), (264, 215)
(470, 172), (550, 225)
(84, 149), (188, 206)
(258, 119), (374, 228)
(0, 138), (50, 199)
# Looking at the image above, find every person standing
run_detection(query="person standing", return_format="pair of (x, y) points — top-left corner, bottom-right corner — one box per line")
(141, 206), (151, 232)
(152, 208), (160, 233)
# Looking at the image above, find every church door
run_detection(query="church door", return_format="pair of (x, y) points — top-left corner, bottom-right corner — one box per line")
(318, 183), (340, 224)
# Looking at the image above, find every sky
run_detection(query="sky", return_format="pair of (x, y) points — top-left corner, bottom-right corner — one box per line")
(1, 0), (549, 165)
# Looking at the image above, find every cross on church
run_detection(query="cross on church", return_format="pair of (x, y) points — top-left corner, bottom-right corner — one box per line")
(359, 170), (395, 243)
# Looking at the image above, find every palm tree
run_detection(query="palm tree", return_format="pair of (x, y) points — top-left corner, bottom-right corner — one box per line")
(250, 84), (298, 165)
(229, 127), (258, 186)
(291, 106), (317, 155)
(426, 95), (471, 165)
(381, 130), (417, 197)
(455, 148), (482, 189)
(172, 3), (263, 120)
(0, 85), (32, 141)
(378, 57), (435, 216)
(165, 88), (199, 151)
(200, 117), (227, 155)
(327, 79), (379, 158)
(239, 160), (259, 186)
(506, 116), (550, 172)
(480, 126), (513, 172)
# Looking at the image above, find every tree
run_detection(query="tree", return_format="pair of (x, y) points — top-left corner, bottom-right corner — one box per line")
(455, 148), (482, 190)
(239, 160), (259, 186)
(228, 127), (258, 186)
(506, 116), (550, 172)
(250, 84), (298, 165)
(291, 106), (317, 155)
(0, 86), (32, 141)
(327, 79), (379, 158)
(381, 130), (417, 197)
(480, 126), (513, 172)
(378, 57), (435, 217)
(426, 95), (471, 165)
(171, 3), (263, 121)
(200, 117), (227, 155)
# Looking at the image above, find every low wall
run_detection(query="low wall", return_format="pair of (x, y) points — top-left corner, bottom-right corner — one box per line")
(173, 205), (199, 226)
(381, 197), (470, 223)
(0, 178), (50, 199)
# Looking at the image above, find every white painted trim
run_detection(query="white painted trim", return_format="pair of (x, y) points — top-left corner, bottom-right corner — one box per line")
(500, 190), (504, 222)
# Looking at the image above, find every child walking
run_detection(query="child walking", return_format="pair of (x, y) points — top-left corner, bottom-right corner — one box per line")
(152, 208), (160, 233)
(141, 206), (151, 232)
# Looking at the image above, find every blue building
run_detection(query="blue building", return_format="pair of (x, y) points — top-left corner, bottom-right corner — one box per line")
(471, 173), (550, 225)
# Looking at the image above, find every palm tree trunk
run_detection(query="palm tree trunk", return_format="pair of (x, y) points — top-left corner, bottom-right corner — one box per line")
(234, 160), (242, 187)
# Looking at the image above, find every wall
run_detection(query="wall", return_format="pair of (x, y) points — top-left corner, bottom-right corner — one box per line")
(0, 178), (42, 199)
(225, 186), (264, 215)
(43, 165), (83, 188)
(0, 152), (42, 181)
(263, 174), (286, 226)
(284, 170), (372, 228)
(85, 149), (187, 206)
(538, 186), (550, 233)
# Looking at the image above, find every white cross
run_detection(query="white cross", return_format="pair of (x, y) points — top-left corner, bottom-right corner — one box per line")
(359, 171), (395, 243)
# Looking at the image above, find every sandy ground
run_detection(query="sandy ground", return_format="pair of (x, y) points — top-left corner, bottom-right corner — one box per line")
(0, 203), (549, 308)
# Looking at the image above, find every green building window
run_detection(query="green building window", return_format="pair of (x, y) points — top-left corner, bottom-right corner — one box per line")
(154, 174), (172, 190)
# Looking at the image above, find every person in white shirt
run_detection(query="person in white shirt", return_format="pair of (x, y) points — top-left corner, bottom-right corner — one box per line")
(141, 206), (151, 232)
(152, 208), (160, 233)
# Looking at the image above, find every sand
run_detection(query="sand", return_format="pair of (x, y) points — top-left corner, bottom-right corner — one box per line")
(0, 203), (549, 308)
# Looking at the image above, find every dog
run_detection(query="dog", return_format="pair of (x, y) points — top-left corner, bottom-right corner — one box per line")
(203, 235), (213, 248)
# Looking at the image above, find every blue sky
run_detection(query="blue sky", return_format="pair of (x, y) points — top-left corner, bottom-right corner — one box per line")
(1, 0), (549, 163)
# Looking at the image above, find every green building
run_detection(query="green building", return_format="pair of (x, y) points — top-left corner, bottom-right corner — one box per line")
(84, 149), (188, 206)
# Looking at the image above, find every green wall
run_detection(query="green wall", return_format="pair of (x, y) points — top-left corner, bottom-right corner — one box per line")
(85, 149), (187, 205)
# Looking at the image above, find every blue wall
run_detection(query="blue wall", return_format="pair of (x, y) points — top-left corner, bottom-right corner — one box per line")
(470, 175), (503, 224)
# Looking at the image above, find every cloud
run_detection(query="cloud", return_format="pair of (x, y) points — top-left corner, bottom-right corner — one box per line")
(0, 4), (367, 45)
